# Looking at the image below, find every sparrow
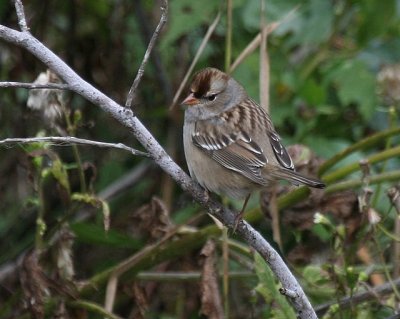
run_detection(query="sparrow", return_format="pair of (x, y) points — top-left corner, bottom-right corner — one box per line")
(182, 67), (325, 228)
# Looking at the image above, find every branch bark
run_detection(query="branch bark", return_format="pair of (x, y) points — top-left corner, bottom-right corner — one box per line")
(0, 2), (317, 318)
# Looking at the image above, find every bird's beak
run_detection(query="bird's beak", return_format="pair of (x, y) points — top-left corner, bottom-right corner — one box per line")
(181, 93), (199, 106)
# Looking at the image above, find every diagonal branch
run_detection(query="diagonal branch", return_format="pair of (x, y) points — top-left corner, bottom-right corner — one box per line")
(125, 0), (168, 108)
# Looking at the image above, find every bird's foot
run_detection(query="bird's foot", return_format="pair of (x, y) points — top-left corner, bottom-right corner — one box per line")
(232, 211), (244, 233)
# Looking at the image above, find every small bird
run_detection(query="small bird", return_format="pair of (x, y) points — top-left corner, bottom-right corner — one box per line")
(182, 68), (325, 228)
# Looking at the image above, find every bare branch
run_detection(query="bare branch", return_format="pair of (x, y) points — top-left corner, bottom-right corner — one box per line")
(169, 12), (221, 110)
(0, 136), (149, 157)
(0, 81), (70, 90)
(125, 0), (168, 108)
(14, 0), (29, 32)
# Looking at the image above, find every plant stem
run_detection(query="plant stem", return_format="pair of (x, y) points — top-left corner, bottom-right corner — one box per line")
(323, 146), (400, 184)
(319, 127), (400, 175)
(68, 300), (124, 319)
(372, 106), (397, 206)
(225, 0), (232, 73)
(64, 109), (87, 193)
(35, 175), (46, 250)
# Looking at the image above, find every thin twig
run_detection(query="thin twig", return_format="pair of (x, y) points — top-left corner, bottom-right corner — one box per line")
(169, 12), (221, 110)
(0, 81), (70, 90)
(125, 0), (168, 108)
(0, 136), (149, 157)
(315, 273), (400, 316)
(14, 0), (29, 32)
(133, 0), (173, 102)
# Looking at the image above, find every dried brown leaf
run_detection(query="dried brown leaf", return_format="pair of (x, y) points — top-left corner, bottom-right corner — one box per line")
(54, 224), (75, 281)
(131, 196), (173, 240)
(199, 240), (224, 319)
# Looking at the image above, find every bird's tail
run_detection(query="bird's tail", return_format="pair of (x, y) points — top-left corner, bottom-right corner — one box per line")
(269, 168), (325, 189)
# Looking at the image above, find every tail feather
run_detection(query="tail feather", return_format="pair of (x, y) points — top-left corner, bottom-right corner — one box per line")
(269, 168), (325, 189)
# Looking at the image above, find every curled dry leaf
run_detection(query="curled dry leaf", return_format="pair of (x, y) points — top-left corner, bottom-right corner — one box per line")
(387, 185), (400, 214)
(199, 240), (224, 319)
(27, 70), (65, 124)
(131, 196), (173, 240)
(54, 224), (75, 281)
(377, 64), (400, 105)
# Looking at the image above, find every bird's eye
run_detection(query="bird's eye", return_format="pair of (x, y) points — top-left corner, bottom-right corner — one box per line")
(207, 94), (217, 101)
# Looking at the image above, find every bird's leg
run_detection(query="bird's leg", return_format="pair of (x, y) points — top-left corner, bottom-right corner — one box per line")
(233, 193), (251, 232)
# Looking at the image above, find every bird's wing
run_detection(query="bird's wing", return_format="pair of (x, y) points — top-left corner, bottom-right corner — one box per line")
(192, 127), (267, 185)
(192, 102), (270, 185)
(245, 98), (295, 171)
(192, 100), (295, 185)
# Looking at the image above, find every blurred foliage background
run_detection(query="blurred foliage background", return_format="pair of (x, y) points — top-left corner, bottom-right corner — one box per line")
(1, 0), (400, 318)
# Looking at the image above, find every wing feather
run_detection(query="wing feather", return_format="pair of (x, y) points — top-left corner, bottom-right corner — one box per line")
(192, 128), (267, 185)
(191, 99), (295, 185)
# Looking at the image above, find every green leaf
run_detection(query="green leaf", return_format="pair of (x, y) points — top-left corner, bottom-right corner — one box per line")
(242, 0), (299, 32)
(71, 222), (142, 249)
(285, 0), (333, 46)
(326, 59), (377, 120)
(160, 0), (219, 50)
(311, 224), (332, 242)
(299, 78), (326, 106)
(357, 0), (396, 45)
(303, 265), (329, 286)
(254, 253), (296, 319)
